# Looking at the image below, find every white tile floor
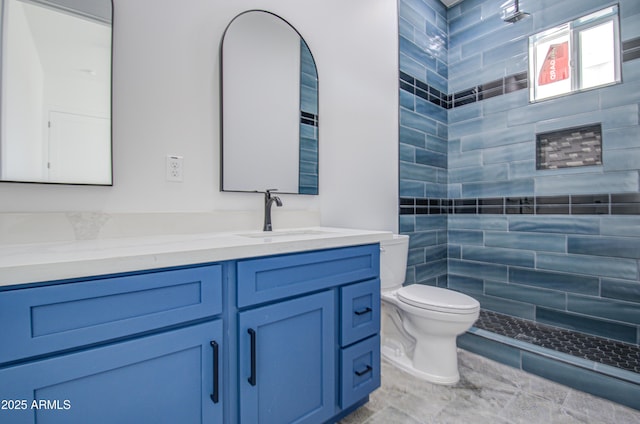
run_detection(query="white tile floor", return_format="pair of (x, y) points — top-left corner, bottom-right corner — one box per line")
(340, 349), (640, 424)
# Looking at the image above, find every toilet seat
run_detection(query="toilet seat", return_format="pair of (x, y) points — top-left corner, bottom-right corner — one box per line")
(397, 285), (479, 314)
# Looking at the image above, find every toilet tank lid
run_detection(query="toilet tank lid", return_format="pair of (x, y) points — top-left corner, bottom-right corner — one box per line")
(398, 285), (480, 312)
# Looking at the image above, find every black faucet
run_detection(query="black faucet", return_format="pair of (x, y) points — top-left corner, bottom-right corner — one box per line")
(263, 189), (283, 231)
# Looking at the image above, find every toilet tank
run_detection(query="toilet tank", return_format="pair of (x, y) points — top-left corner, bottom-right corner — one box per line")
(380, 235), (409, 290)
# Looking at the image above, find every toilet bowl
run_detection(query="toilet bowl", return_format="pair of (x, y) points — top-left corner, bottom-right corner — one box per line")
(380, 235), (480, 384)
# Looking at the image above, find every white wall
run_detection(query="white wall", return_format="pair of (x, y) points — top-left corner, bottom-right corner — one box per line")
(0, 0), (399, 233)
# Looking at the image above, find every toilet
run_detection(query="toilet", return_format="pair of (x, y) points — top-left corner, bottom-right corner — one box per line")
(379, 235), (480, 384)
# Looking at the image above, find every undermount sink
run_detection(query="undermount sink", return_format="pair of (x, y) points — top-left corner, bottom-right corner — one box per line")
(238, 229), (332, 239)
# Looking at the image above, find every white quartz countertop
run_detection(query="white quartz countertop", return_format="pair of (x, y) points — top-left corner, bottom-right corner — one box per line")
(0, 227), (393, 287)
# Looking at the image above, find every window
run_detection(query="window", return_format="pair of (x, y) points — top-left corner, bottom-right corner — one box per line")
(529, 6), (621, 102)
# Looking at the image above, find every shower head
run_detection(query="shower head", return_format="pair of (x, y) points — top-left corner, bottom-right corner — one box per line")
(501, 0), (530, 23)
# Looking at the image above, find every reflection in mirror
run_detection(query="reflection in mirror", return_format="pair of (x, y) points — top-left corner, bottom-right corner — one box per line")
(0, 0), (112, 185)
(221, 10), (318, 195)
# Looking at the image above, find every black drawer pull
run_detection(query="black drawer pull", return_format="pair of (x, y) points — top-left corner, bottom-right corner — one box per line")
(248, 328), (257, 386)
(355, 365), (373, 377)
(354, 307), (372, 316)
(210, 341), (219, 403)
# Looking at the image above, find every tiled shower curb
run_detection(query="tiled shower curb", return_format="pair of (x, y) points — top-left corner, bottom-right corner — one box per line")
(458, 327), (640, 411)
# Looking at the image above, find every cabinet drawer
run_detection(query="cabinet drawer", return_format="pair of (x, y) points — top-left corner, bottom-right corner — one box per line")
(340, 279), (380, 347)
(340, 335), (380, 408)
(237, 244), (379, 308)
(0, 265), (222, 364)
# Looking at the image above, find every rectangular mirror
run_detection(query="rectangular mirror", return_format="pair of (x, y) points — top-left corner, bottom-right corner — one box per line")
(0, 0), (113, 185)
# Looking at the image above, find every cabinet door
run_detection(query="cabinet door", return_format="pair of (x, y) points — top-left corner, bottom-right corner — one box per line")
(239, 291), (335, 424)
(0, 321), (223, 424)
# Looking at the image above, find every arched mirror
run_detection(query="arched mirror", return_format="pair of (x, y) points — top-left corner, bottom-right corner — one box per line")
(0, 0), (113, 185)
(221, 10), (318, 195)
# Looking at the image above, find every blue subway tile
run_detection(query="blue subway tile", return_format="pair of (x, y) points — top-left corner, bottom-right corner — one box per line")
(400, 90), (415, 110)
(450, 12), (503, 49)
(448, 229), (484, 245)
(600, 79), (640, 109)
(400, 144), (415, 162)
(416, 215), (447, 232)
(482, 143), (532, 165)
(400, 125), (427, 148)
(426, 134), (447, 154)
(537, 252), (638, 280)
(449, 259), (508, 281)
(449, 215), (509, 231)
(415, 97), (447, 123)
(460, 19), (532, 61)
(485, 232), (566, 252)
(416, 259), (447, 282)
(447, 274), (484, 294)
(509, 160), (537, 179)
(482, 38), (527, 65)
(536, 307), (638, 344)
(448, 244), (462, 259)
(485, 281), (566, 310)
(409, 230), (438, 248)
(462, 246), (535, 268)
(568, 294), (640, 325)
(535, 171), (639, 196)
(407, 247), (425, 266)
(604, 126), (640, 150)
(449, 150), (482, 169)
(448, 54), (481, 81)
(449, 164), (509, 184)
(400, 162), (438, 183)
(458, 333), (523, 369)
(521, 352), (640, 410)
(400, 216), (415, 233)
(509, 216), (599, 235)
(424, 245), (447, 262)
(400, 109), (438, 135)
(449, 5), (482, 35)
(509, 268), (599, 295)
(399, 16), (416, 40)
(601, 216), (640, 237)
(462, 179), (534, 198)
(601, 278), (640, 303)
(400, 53), (427, 81)
(603, 148), (640, 172)
(482, 90), (529, 115)
(401, 0), (437, 24)
(448, 101), (481, 123)
(400, 36), (437, 71)
(568, 236), (640, 260)
(400, 180), (425, 197)
(416, 148), (447, 169)
(399, 1), (431, 30)
(508, 90), (600, 126)
(460, 123), (534, 152)
(472, 292), (536, 320)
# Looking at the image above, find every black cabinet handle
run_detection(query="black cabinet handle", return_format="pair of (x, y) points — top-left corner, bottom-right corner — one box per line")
(248, 328), (257, 386)
(354, 307), (372, 316)
(210, 341), (219, 404)
(355, 365), (373, 377)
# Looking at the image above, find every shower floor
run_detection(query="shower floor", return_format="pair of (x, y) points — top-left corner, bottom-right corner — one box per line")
(474, 310), (640, 374)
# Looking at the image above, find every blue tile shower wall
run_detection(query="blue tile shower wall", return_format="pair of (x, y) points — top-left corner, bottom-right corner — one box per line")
(399, 0), (449, 286)
(446, 0), (640, 346)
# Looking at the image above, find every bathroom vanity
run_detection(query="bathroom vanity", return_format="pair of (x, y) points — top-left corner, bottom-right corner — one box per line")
(0, 228), (389, 423)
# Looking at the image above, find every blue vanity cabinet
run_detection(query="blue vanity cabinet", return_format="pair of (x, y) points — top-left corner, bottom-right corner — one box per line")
(238, 291), (335, 424)
(0, 265), (224, 424)
(0, 320), (223, 424)
(235, 244), (381, 424)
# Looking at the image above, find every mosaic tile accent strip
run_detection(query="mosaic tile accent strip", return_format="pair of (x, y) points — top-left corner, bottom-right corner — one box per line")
(400, 193), (640, 215)
(399, 71), (529, 111)
(537, 124), (602, 170)
(474, 309), (640, 374)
